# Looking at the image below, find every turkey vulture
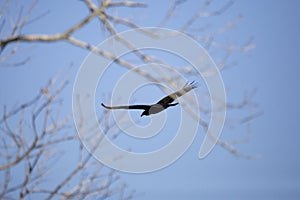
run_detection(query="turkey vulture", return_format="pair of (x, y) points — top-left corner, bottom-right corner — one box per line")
(101, 81), (197, 117)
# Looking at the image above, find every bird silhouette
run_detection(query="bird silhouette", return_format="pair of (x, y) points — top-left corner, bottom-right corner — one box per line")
(101, 81), (197, 117)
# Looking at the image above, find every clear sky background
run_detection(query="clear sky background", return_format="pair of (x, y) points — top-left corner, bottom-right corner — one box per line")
(1, 0), (300, 200)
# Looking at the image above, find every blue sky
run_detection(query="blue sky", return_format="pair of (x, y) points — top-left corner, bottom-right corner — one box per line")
(1, 0), (300, 199)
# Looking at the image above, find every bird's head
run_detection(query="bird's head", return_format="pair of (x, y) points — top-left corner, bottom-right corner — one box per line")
(141, 110), (149, 117)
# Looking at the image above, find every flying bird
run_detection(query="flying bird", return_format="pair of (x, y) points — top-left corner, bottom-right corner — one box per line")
(101, 81), (197, 117)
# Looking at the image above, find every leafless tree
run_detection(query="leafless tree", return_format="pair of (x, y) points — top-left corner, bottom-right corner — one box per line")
(0, 0), (260, 199)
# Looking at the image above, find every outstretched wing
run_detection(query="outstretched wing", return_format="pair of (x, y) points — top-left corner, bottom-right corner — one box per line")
(156, 81), (197, 105)
(101, 103), (150, 110)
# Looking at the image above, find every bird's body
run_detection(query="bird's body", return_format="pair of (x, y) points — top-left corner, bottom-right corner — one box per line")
(101, 81), (197, 117)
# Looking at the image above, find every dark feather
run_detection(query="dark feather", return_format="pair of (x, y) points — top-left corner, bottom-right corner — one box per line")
(156, 81), (197, 105)
(101, 103), (150, 110)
